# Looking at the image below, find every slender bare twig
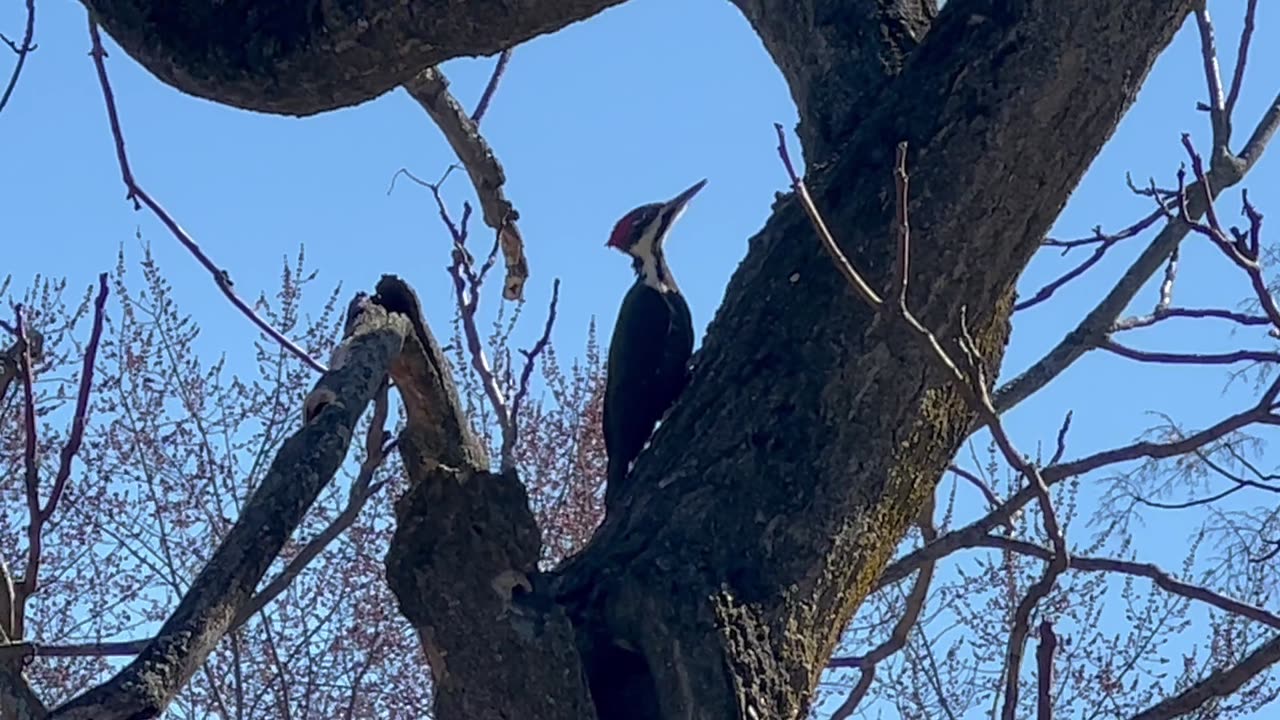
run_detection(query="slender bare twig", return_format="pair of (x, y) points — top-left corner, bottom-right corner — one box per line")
(1112, 306), (1269, 332)
(0, 0), (35, 114)
(1100, 338), (1280, 366)
(980, 535), (1280, 631)
(879, 377), (1280, 589)
(1019, 209), (1168, 312)
(471, 49), (512, 127)
(1223, 0), (1259, 122)
(87, 19), (325, 374)
(12, 306), (38, 640)
(506, 279), (560, 468)
(10, 273), (108, 642)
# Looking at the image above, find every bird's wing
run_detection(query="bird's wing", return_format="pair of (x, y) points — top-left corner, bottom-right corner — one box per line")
(604, 283), (675, 472)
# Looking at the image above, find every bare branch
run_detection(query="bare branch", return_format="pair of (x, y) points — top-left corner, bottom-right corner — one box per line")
(981, 535), (1280, 631)
(1100, 338), (1280, 366)
(47, 297), (410, 720)
(0, 0), (35, 114)
(1192, 6), (1229, 150)
(87, 18), (325, 374)
(471, 49), (512, 127)
(880, 378), (1280, 589)
(1019, 209), (1167, 312)
(1224, 0), (1259, 121)
(506, 279), (560, 470)
(405, 65), (529, 301)
(1130, 635), (1280, 720)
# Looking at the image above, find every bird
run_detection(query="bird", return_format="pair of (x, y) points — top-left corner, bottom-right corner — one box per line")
(602, 178), (706, 495)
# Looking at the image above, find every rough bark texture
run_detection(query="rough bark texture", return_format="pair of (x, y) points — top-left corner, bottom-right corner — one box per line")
(557, 1), (1195, 717)
(80, 0), (625, 115)
(379, 276), (596, 720)
(47, 303), (409, 720)
(69, 1), (1200, 719)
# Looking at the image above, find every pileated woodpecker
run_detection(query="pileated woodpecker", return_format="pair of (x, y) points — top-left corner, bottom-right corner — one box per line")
(602, 179), (706, 494)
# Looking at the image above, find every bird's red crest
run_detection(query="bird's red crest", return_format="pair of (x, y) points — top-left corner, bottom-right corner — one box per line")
(607, 212), (636, 251)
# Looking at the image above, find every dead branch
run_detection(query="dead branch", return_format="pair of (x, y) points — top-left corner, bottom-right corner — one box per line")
(45, 295), (410, 720)
(87, 17), (325, 374)
(405, 65), (529, 302)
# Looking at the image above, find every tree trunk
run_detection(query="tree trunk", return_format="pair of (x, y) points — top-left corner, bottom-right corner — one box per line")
(80, 1), (1198, 718)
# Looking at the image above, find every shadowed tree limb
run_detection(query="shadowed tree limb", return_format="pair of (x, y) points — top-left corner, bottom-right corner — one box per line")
(78, 0), (625, 115)
(46, 297), (410, 720)
(379, 275), (596, 720)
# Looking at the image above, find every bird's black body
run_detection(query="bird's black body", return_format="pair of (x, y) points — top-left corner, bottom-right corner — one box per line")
(601, 178), (705, 496)
(604, 280), (693, 489)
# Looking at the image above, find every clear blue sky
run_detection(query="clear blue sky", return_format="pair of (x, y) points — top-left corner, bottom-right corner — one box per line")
(4, 0), (1280, 717)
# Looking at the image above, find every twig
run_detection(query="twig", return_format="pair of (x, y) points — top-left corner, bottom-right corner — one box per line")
(10, 274), (108, 644)
(13, 306), (38, 640)
(471, 49), (512, 127)
(505, 279), (559, 470)
(773, 123), (883, 308)
(87, 19), (325, 374)
(1020, 209), (1168, 312)
(405, 65), (529, 301)
(1224, 0), (1258, 121)
(1100, 338), (1280, 366)
(1112, 306), (1269, 332)
(878, 377), (1280, 589)
(1192, 6), (1230, 150)
(0, 0), (35, 114)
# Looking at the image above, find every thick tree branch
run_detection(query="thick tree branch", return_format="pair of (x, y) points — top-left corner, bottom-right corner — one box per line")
(47, 297), (409, 720)
(379, 275), (594, 720)
(80, 0), (625, 115)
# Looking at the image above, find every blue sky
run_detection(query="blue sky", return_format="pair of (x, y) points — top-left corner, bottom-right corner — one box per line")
(4, 0), (1280, 717)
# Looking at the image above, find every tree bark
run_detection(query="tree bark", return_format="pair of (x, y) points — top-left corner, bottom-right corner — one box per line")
(76, 0), (1199, 718)
(81, 0), (626, 115)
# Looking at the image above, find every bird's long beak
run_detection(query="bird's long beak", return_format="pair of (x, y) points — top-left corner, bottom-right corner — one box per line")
(665, 178), (708, 213)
